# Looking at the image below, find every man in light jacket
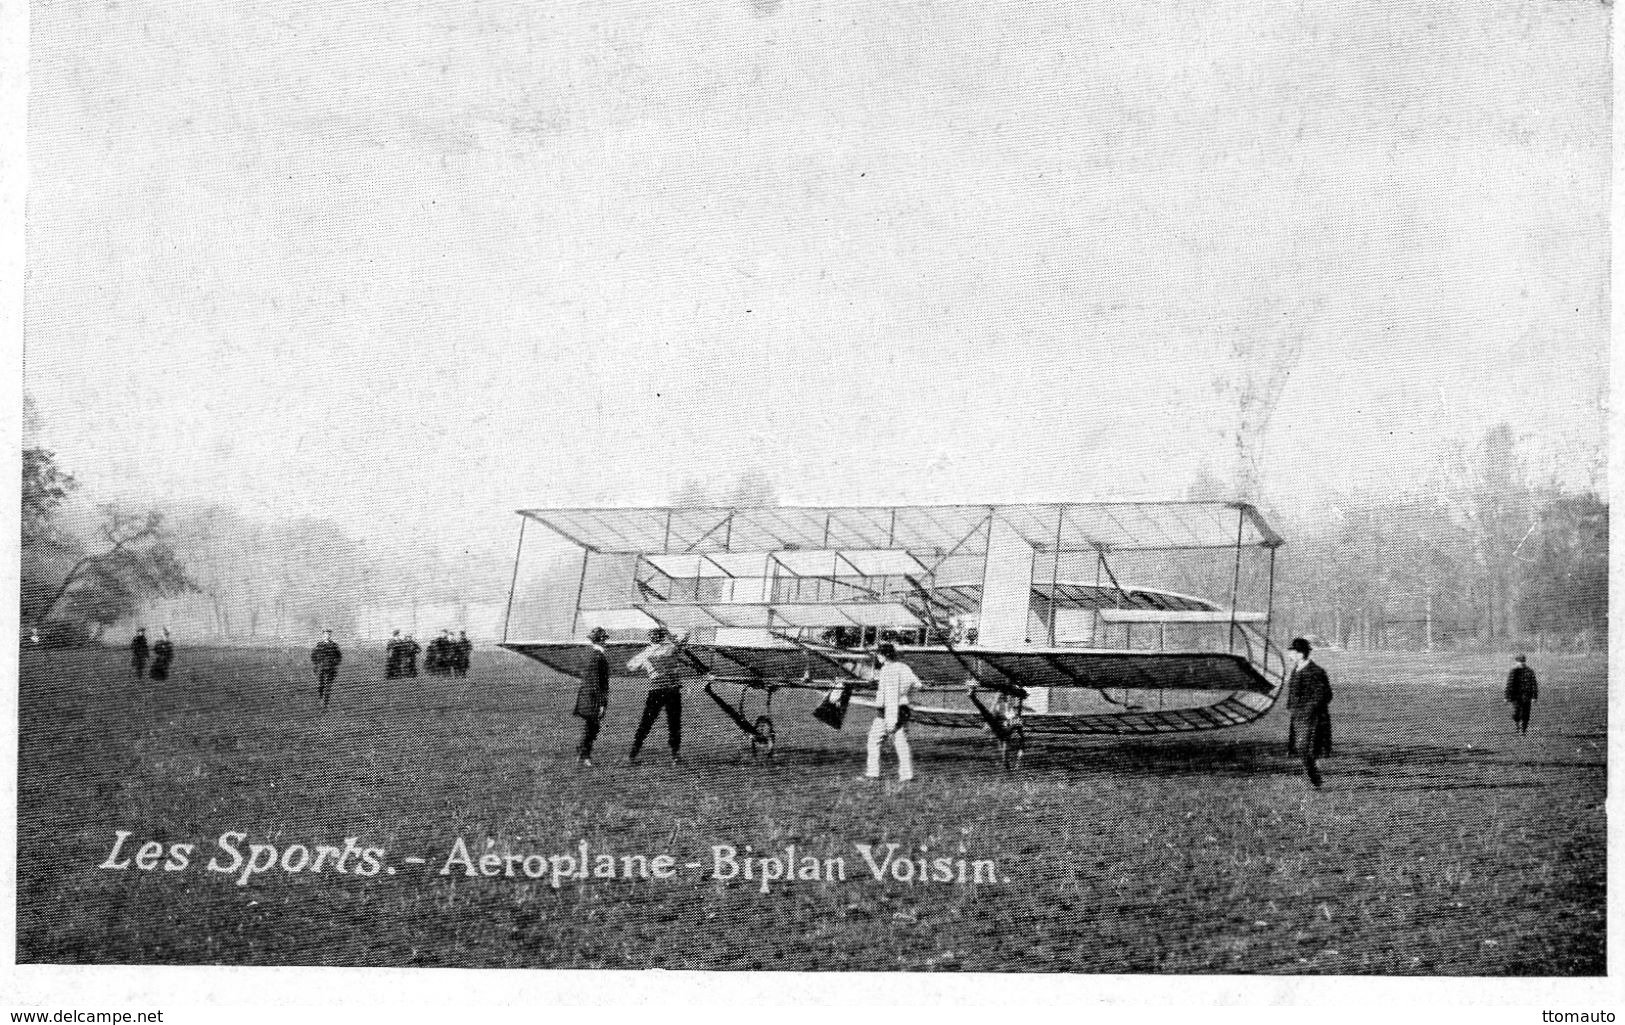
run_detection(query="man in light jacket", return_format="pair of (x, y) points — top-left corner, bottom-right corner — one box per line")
(627, 627), (685, 765)
(863, 642), (918, 783)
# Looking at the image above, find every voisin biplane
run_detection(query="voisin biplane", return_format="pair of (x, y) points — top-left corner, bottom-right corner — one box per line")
(499, 502), (1288, 766)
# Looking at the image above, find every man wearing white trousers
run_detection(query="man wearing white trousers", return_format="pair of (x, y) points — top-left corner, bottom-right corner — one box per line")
(864, 642), (917, 783)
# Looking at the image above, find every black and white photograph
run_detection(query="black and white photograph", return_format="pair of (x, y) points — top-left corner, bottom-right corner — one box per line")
(6, 0), (1615, 1015)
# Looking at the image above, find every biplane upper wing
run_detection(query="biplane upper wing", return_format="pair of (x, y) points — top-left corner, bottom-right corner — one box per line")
(515, 502), (1282, 555)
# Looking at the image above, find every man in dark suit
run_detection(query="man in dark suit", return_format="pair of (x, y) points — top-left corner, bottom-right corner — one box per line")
(1285, 637), (1333, 788)
(130, 628), (149, 679)
(1288, 680), (1333, 758)
(1505, 654), (1539, 734)
(385, 630), (403, 679)
(311, 629), (342, 710)
(575, 627), (611, 766)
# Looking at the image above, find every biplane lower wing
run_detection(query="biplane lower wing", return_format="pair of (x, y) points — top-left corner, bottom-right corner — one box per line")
(502, 642), (650, 680)
(906, 692), (1278, 736)
(503, 639), (1284, 750)
(503, 641), (1272, 695)
(501, 641), (863, 688)
(949, 648), (1274, 695)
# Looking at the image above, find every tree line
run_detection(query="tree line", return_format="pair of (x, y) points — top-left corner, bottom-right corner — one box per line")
(1257, 425), (1606, 653)
(21, 448), (511, 646)
(21, 434), (1603, 653)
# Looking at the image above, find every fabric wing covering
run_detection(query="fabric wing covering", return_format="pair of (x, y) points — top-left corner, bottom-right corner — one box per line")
(619, 601), (922, 632)
(504, 641), (1272, 696)
(521, 503), (1281, 555)
(951, 650), (1273, 694)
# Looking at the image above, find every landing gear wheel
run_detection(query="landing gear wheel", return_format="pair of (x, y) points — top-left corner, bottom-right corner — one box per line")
(751, 715), (776, 760)
(1000, 724), (1025, 770)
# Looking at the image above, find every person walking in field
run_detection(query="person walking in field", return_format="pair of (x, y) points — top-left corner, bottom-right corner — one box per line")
(1285, 637), (1332, 788)
(575, 627), (611, 766)
(863, 642), (918, 784)
(453, 630), (473, 679)
(402, 634), (421, 677)
(385, 630), (403, 679)
(1288, 680), (1333, 758)
(311, 629), (342, 709)
(626, 627), (684, 765)
(130, 627), (149, 679)
(1314, 699), (1332, 758)
(1506, 654), (1539, 734)
(148, 628), (175, 682)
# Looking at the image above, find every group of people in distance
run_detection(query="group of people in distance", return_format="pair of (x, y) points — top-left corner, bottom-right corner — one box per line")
(128, 627), (176, 681)
(383, 629), (472, 679)
(303, 628), (476, 710)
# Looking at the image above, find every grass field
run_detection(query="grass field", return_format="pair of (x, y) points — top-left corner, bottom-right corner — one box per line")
(16, 644), (1606, 973)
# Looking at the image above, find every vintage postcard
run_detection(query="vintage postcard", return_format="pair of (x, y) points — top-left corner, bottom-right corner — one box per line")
(5, 0), (1615, 1016)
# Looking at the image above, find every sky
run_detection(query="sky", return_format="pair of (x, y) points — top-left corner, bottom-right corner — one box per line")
(20, 0), (1611, 555)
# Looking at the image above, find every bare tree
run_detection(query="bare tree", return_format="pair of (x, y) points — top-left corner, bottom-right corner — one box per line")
(1435, 424), (1538, 644)
(669, 479), (711, 508)
(726, 469), (779, 507)
(668, 472), (781, 508)
(32, 506), (196, 631)
(1211, 297), (1318, 502)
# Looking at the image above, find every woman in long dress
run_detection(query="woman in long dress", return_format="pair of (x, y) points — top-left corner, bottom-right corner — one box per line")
(149, 629), (175, 681)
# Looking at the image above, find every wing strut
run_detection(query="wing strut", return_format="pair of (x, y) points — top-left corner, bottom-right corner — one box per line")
(1088, 551), (1155, 706)
(767, 630), (872, 685)
(1095, 550), (1134, 606)
(700, 681), (775, 753)
(965, 689), (1020, 742)
(904, 575), (1027, 699)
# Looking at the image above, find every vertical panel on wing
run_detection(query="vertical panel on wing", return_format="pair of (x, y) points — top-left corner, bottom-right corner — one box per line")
(711, 553), (773, 646)
(978, 516), (1049, 712)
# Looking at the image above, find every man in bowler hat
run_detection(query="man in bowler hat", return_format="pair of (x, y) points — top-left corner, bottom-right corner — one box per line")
(1285, 637), (1333, 788)
(575, 627), (611, 765)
